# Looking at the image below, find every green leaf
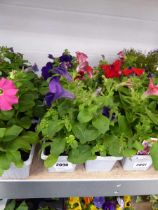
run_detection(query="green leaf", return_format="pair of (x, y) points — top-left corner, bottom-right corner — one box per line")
(118, 115), (132, 137)
(72, 123), (85, 141)
(48, 120), (64, 138)
(3, 125), (23, 142)
(68, 145), (95, 164)
(92, 114), (110, 134)
(0, 128), (6, 138)
(7, 150), (23, 168)
(16, 201), (28, 210)
(17, 116), (32, 129)
(133, 141), (144, 151)
(123, 149), (137, 157)
(18, 93), (35, 112)
(77, 109), (93, 123)
(4, 200), (16, 210)
(72, 124), (99, 143)
(0, 154), (11, 171)
(151, 142), (158, 170)
(51, 137), (65, 156)
(0, 110), (14, 121)
(44, 154), (58, 168)
(146, 108), (158, 125)
(83, 129), (99, 143)
(9, 131), (37, 150)
(108, 143), (121, 156)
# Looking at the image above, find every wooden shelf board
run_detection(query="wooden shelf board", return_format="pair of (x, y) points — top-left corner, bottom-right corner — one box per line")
(28, 155), (158, 181)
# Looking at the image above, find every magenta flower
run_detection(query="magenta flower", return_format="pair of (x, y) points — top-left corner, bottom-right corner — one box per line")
(145, 78), (158, 96)
(0, 78), (19, 111)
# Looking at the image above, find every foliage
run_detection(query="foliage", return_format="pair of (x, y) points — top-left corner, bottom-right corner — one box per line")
(122, 48), (158, 73)
(0, 47), (28, 77)
(0, 47), (48, 175)
(38, 49), (158, 169)
(4, 200), (28, 210)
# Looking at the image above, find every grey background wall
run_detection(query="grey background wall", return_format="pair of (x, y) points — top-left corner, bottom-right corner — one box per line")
(0, 0), (158, 67)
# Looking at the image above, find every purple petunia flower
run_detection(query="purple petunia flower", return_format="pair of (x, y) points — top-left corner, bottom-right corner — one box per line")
(9, 47), (14, 52)
(147, 73), (154, 78)
(41, 62), (53, 80)
(45, 76), (75, 106)
(32, 63), (39, 72)
(48, 54), (54, 59)
(102, 106), (115, 120)
(59, 54), (73, 62)
(52, 63), (72, 81)
(103, 200), (116, 210)
(93, 197), (105, 208)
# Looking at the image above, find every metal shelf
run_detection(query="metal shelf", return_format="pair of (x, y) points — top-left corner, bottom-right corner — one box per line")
(0, 155), (158, 198)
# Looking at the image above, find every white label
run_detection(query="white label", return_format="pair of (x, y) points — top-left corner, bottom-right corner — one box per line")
(54, 162), (73, 171)
(133, 161), (151, 169)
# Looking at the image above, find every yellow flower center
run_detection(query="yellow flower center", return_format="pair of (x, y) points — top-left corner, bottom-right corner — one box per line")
(0, 89), (3, 95)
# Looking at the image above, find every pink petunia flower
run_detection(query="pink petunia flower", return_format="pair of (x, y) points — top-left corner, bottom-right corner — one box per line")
(76, 51), (88, 64)
(145, 78), (158, 96)
(0, 78), (19, 111)
(75, 52), (93, 79)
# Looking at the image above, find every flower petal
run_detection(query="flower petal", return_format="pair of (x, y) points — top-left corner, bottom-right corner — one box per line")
(3, 89), (18, 96)
(45, 92), (56, 107)
(0, 96), (12, 110)
(76, 52), (88, 63)
(3, 95), (18, 104)
(145, 78), (158, 96)
(49, 77), (63, 96)
(41, 62), (53, 80)
(61, 89), (75, 99)
(1, 79), (16, 90)
(59, 54), (73, 62)
(53, 63), (72, 81)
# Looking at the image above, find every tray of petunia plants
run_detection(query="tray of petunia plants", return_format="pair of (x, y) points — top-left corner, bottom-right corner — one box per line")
(98, 49), (158, 171)
(0, 47), (47, 178)
(37, 50), (124, 173)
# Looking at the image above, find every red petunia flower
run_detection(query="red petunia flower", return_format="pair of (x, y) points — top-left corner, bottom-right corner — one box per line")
(133, 68), (144, 76)
(122, 67), (144, 76)
(101, 60), (121, 78)
(122, 68), (133, 76)
(74, 70), (85, 80)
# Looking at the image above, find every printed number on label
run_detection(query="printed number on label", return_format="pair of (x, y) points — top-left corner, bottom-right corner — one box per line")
(54, 162), (73, 171)
(133, 162), (150, 169)
(56, 163), (69, 167)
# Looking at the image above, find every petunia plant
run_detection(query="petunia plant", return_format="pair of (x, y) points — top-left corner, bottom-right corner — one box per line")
(38, 49), (158, 170)
(0, 47), (47, 175)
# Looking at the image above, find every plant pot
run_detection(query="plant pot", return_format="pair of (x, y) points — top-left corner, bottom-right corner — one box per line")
(1, 146), (35, 179)
(85, 156), (123, 172)
(121, 155), (152, 171)
(41, 151), (76, 172)
(0, 199), (7, 210)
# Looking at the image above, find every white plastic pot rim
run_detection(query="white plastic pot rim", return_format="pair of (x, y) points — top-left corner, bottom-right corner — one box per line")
(95, 156), (123, 161)
(125, 155), (152, 161)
